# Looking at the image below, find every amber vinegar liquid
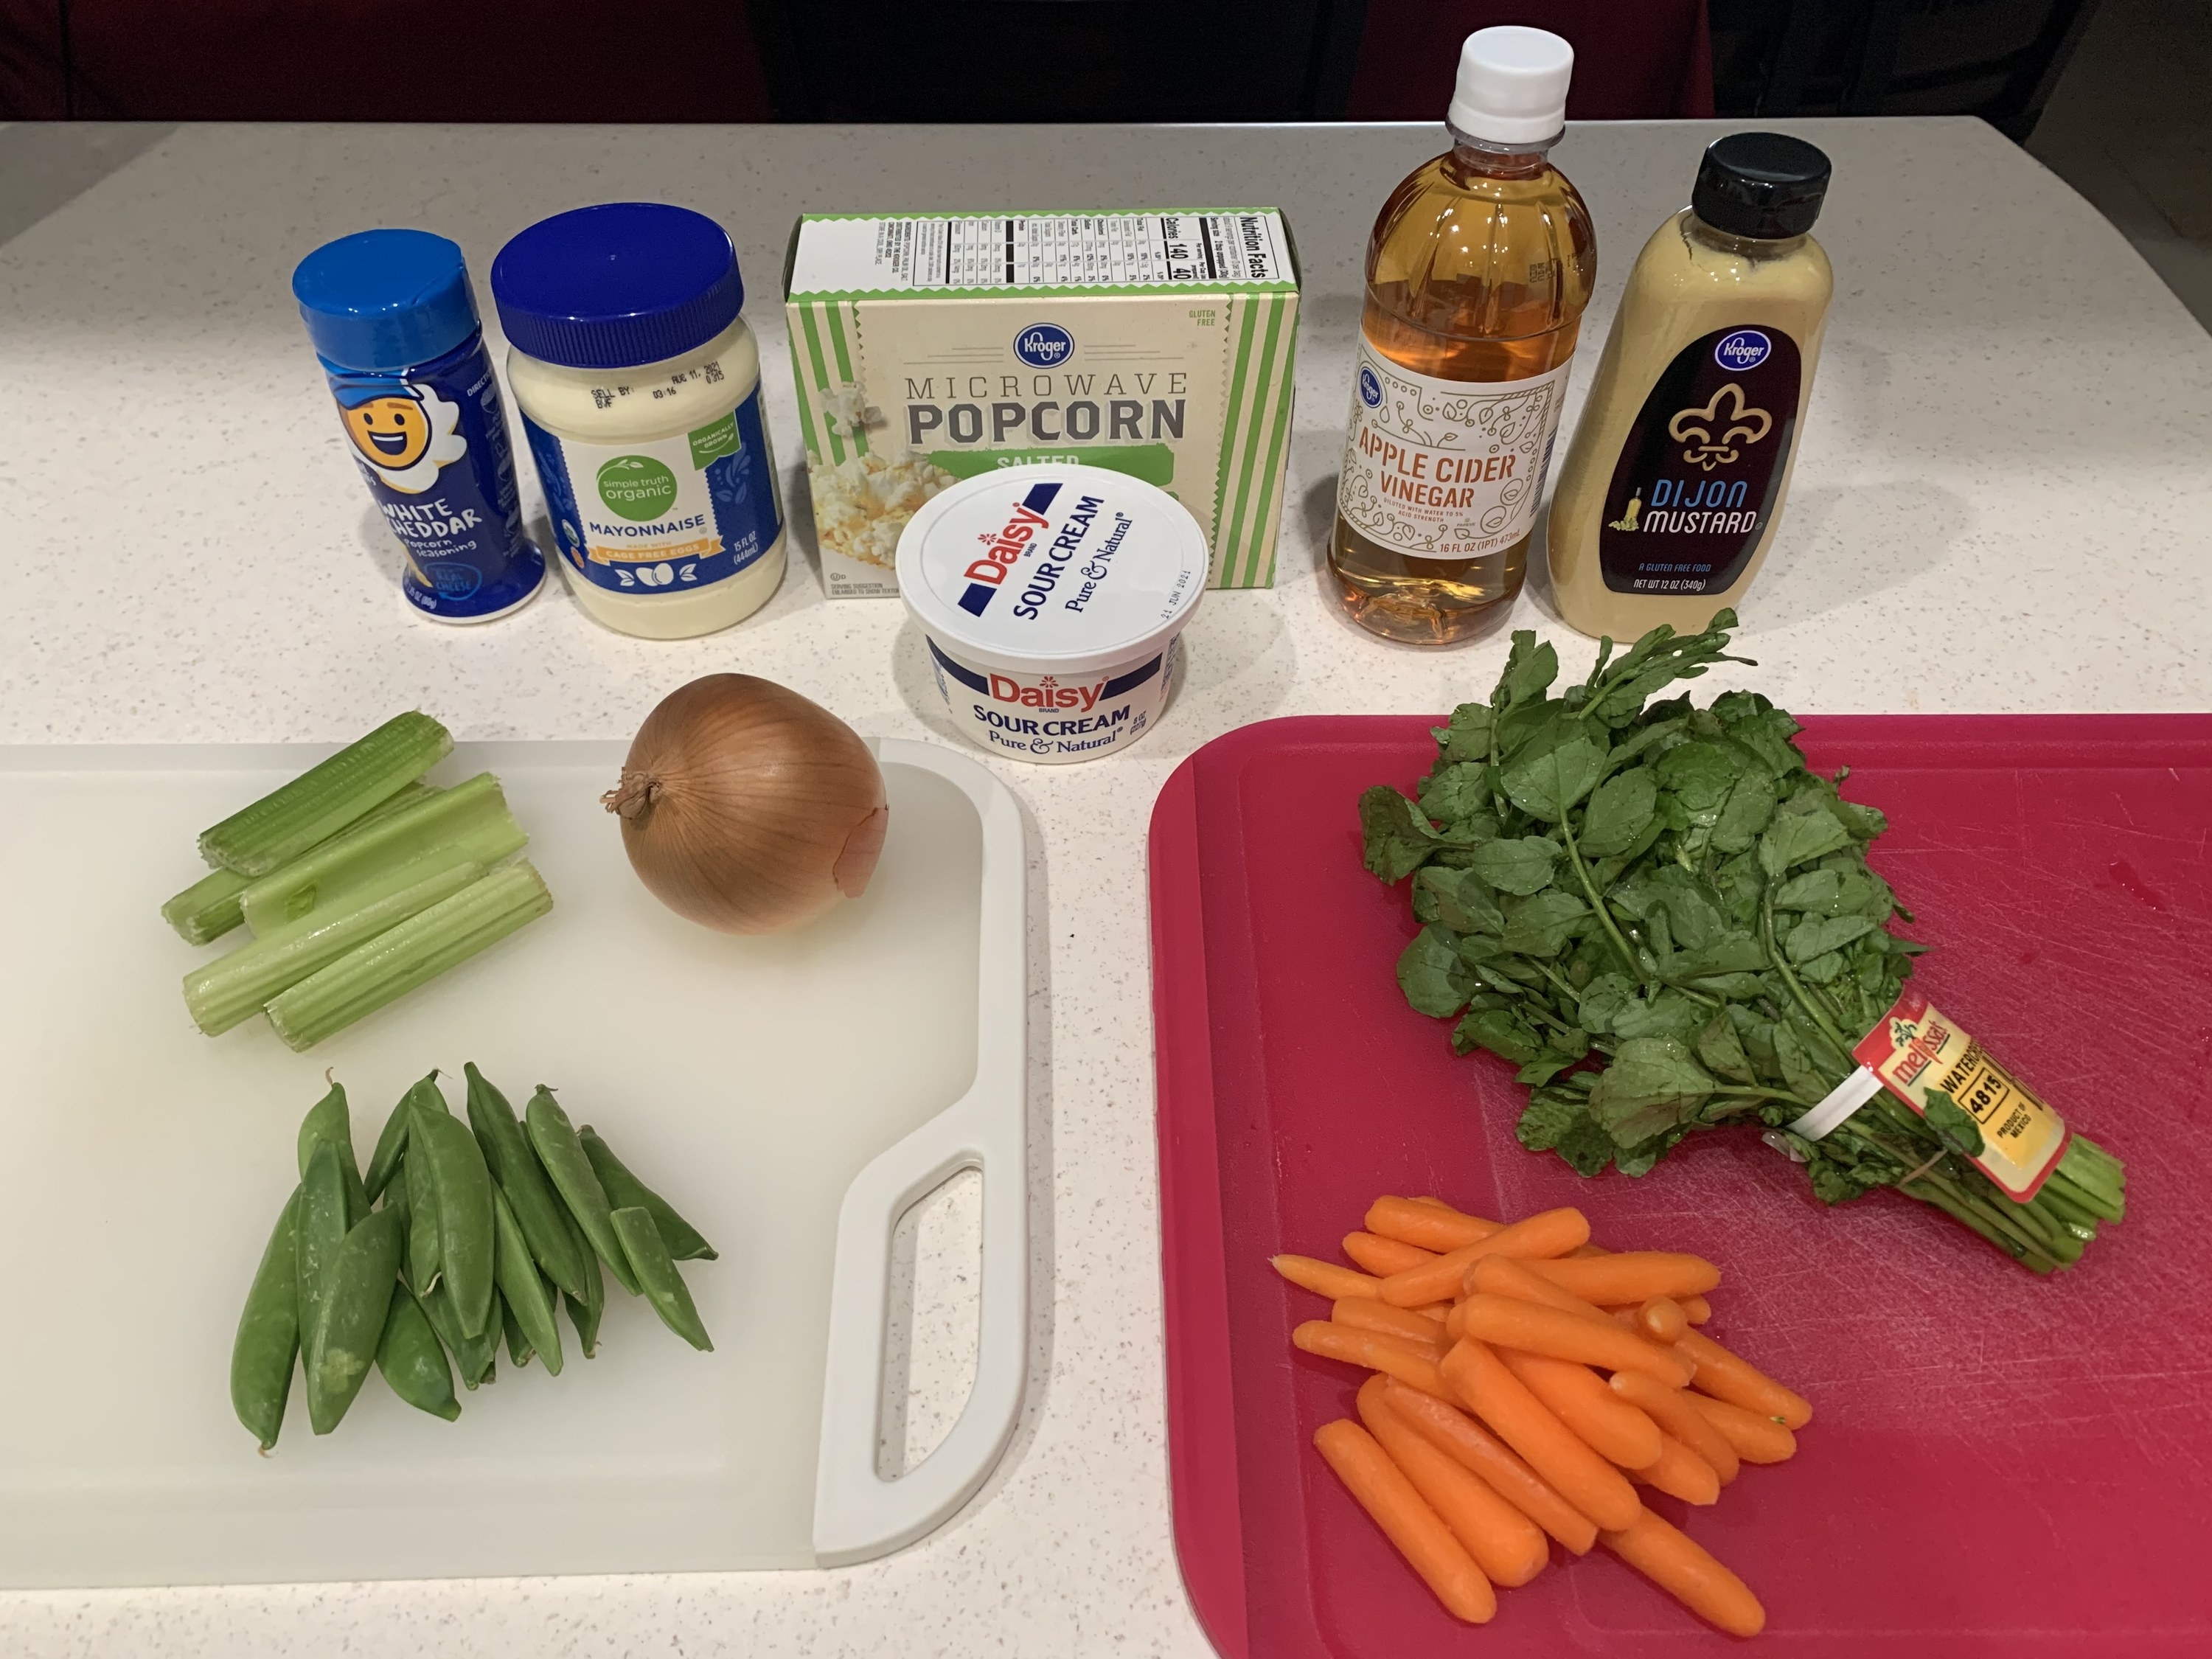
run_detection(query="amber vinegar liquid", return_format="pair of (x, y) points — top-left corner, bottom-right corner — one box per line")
(1332, 141), (1595, 644)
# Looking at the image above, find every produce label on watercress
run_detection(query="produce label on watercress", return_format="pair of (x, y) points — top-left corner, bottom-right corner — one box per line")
(1852, 987), (2069, 1201)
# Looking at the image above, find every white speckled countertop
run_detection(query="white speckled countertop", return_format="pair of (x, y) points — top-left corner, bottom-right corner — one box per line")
(2, 117), (2208, 1655)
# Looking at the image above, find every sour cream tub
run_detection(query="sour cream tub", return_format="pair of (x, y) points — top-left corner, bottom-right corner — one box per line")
(897, 464), (1207, 764)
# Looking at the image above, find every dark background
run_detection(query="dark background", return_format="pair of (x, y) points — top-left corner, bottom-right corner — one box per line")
(0, 1), (2109, 136)
(4, 0), (2202, 325)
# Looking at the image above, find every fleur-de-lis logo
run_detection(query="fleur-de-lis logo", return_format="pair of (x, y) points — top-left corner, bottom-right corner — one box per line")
(1667, 383), (1772, 471)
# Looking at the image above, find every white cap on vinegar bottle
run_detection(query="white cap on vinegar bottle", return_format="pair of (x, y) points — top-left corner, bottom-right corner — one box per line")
(1447, 26), (1573, 145)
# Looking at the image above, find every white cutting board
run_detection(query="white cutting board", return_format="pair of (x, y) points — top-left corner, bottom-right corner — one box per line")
(0, 737), (1027, 1587)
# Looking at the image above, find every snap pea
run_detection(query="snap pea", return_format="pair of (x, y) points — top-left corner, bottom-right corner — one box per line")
(305, 1204), (403, 1434)
(492, 1183), (563, 1375)
(362, 1087), (412, 1201)
(295, 1141), (348, 1376)
(501, 1295), (532, 1368)
(579, 1125), (717, 1262)
(375, 1286), (460, 1422)
(463, 1063), (588, 1300)
(411, 1093), (496, 1340)
(420, 1279), (497, 1391)
(403, 1135), (442, 1293)
(230, 1186), (301, 1451)
(611, 1206), (712, 1352)
(295, 1079), (370, 1224)
(525, 1088), (639, 1295)
(558, 1200), (603, 1358)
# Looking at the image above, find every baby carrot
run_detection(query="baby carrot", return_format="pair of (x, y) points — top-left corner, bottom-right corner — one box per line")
(1497, 1348), (1663, 1470)
(1680, 1293), (1714, 1325)
(1677, 1328), (1813, 1428)
(1607, 1370), (1740, 1483)
(1631, 1433), (1721, 1506)
(1343, 1231), (1436, 1276)
(1385, 1380), (1598, 1554)
(1315, 1419), (1496, 1624)
(1465, 1253), (1617, 1326)
(1635, 1297), (1688, 1344)
(1411, 1302), (1452, 1324)
(1687, 1391), (1799, 1464)
(1456, 1295), (1694, 1387)
(1367, 1195), (1500, 1251)
(1359, 1376), (1548, 1587)
(1295, 1320), (1450, 1398)
(1335, 1298), (1449, 1356)
(1441, 1339), (1642, 1533)
(1380, 1208), (1591, 1308)
(1527, 1252), (1721, 1304)
(1273, 1253), (1384, 1303)
(1601, 1506), (1766, 1638)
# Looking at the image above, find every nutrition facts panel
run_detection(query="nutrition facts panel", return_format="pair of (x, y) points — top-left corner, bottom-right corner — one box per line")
(789, 211), (1295, 293)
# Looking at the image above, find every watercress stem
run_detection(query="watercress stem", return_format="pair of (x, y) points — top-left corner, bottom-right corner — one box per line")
(1559, 813), (1645, 987)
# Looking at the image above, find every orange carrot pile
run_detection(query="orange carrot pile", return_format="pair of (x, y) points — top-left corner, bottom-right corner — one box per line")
(1274, 1197), (1808, 1638)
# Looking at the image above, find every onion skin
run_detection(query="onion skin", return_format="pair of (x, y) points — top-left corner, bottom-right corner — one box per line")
(603, 675), (888, 935)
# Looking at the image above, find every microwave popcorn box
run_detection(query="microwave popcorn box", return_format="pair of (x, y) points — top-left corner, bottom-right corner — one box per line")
(782, 210), (1301, 598)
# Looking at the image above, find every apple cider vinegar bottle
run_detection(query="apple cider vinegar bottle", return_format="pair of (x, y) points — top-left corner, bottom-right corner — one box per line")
(1330, 27), (1594, 645)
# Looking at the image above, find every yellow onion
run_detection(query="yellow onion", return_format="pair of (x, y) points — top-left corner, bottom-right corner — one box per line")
(602, 675), (888, 934)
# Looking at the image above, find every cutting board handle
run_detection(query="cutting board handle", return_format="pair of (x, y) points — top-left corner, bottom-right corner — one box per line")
(812, 740), (1029, 1567)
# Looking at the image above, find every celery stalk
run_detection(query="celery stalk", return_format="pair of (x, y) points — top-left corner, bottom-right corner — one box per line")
(184, 863), (486, 1036)
(198, 712), (452, 877)
(161, 867), (254, 947)
(237, 773), (524, 933)
(265, 861), (554, 1051)
(163, 782), (441, 946)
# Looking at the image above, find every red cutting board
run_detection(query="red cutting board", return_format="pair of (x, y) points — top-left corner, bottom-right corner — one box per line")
(1150, 714), (2212, 1659)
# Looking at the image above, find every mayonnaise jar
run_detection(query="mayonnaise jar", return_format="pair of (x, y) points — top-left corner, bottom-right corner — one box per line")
(897, 465), (1206, 763)
(491, 203), (786, 639)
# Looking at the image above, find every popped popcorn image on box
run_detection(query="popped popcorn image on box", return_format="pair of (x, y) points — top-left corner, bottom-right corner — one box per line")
(783, 211), (1301, 599)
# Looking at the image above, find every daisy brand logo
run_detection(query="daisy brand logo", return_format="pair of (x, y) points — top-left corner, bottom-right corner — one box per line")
(989, 672), (1105, 712)
(957, 480), (1064, 615)
(1013, 323), (1074, 369)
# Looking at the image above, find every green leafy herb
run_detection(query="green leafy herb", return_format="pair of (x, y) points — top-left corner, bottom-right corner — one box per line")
(1361, 610), (2126, 1272)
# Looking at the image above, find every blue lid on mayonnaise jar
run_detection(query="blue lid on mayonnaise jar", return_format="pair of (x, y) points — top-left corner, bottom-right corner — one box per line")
(897, 464), (1207, 764)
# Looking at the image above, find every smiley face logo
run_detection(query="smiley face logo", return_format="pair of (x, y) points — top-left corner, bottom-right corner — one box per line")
(331, 379), (467, 494)
(343, 394), (431, 471)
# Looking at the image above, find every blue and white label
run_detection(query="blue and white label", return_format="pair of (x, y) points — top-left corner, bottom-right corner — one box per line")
(924, 633), (1179, 763)
(1358, 365), (1383, 408)
(521, 382), (782, 596)
(1714, 330), (1773, 372)
(1012, 323), (1074, 369)
(324, 334), (544, 622)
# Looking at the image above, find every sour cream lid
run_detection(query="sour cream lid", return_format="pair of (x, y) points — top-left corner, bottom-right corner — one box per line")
(896, 464), (1209, 678)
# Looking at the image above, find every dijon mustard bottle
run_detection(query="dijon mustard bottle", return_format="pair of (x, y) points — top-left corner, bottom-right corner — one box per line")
(1546, 133), (1833, 639)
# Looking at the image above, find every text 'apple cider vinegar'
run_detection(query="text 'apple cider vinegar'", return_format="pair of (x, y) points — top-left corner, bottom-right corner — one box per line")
(1547, 133), (1834, 639)
(1330, 27), (1594, 646)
